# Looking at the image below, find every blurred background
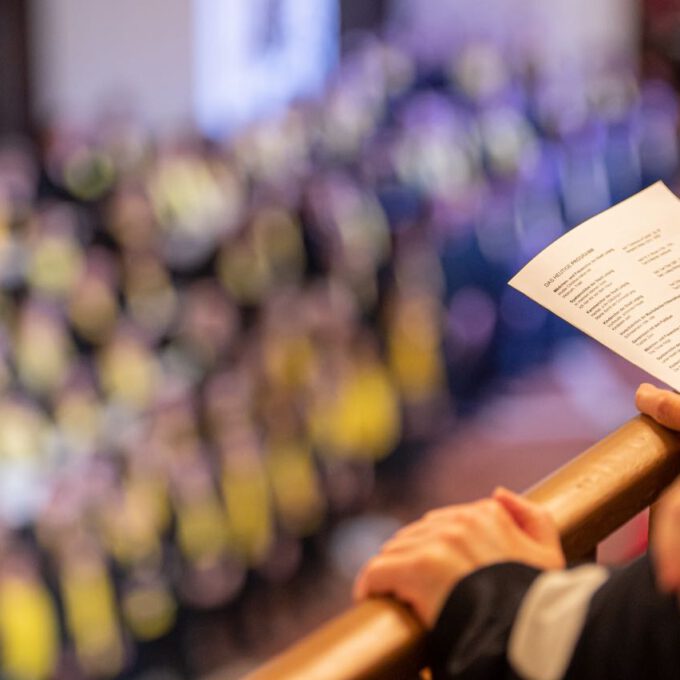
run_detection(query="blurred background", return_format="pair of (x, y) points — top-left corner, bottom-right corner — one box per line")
(0, 0), (679, 678)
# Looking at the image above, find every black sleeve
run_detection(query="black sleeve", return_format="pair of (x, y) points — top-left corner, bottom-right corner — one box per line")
(429, 561), (541, 680)
(429, 555), (680, 680)
(563, 554), (680, 680)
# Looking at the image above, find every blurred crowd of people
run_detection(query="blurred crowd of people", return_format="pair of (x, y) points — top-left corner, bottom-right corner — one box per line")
(0, 30), (677, 680)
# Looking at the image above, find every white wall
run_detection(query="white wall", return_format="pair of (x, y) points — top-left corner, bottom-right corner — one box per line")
(30, 0), (194, 130)
(30, 0), (339, 135)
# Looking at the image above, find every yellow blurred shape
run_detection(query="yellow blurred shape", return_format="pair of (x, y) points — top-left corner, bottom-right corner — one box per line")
(129, 476), (171, 536)
(124, 256), (177, 335)
(222, 460), (273, 564)
(311, 361), (400, 461)
(218, 209), (304, 304)
(55, 391), (101, 451)
(68, 277), (118, 344)
(388, 296), (445, 401)
(16, 314), (72, 395)
(102, 490), (162, 568)
(27, 236), (83, 297)
(99, 336), (157, 409)
(176, 497), (229, 564)
(266, 440), (325, 536)
(149, 156), (227, 234)
(263, 334), (315, 391)
(100, 476), (170, 567)
(122, 583), (176, 641)
(217, 239), (271, 304)
(63, 149), (116, 201)
(61, 560), (124, 677)
(0, 576), (59, 680)
(0, 402), (48, 460)
(0, 197), (10, 241)
(0, 354), (11, 393)
(252, 208), (305, 280)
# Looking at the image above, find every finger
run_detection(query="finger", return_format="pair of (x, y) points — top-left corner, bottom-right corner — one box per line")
(380, 533), (435, 556)
(353, 557), (381, 601)
(394, 508), (476, 541)
(653, 527), (680, 590)
(353, 546), (468, 628)
(636, 383), (680, 430)
(392, 520), (438, 543)
(653, 526), (680, 592)
(381, 527), (478, 567)
(385, 524), (468, 558)
(425, 500), (507, 526)
(493, 487), (559, 545)
(353, 553), (415, 602)
(420, 501), (518, 549)
(423, 503), (482, 522)
(652, 489), (680, 592)
(403, 502), (519, 565)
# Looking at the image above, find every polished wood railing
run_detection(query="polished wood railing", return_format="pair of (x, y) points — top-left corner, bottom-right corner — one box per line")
(239, 414), (680, 680)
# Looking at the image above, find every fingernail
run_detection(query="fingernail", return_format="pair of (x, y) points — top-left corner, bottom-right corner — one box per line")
(637, 383), (656, 397)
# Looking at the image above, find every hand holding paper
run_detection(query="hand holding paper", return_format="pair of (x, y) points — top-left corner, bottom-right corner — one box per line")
(511, 182), (680, 391)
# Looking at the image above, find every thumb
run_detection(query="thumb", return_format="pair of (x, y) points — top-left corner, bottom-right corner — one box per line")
(493, 487), (559, 546)
(636, 383), (680, 431)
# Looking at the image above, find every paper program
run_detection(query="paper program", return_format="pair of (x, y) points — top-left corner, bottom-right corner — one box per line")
(509, 181), (680, 391)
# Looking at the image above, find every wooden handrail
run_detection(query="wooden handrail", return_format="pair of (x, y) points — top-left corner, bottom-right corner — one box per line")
(239, 414), (680, 680)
